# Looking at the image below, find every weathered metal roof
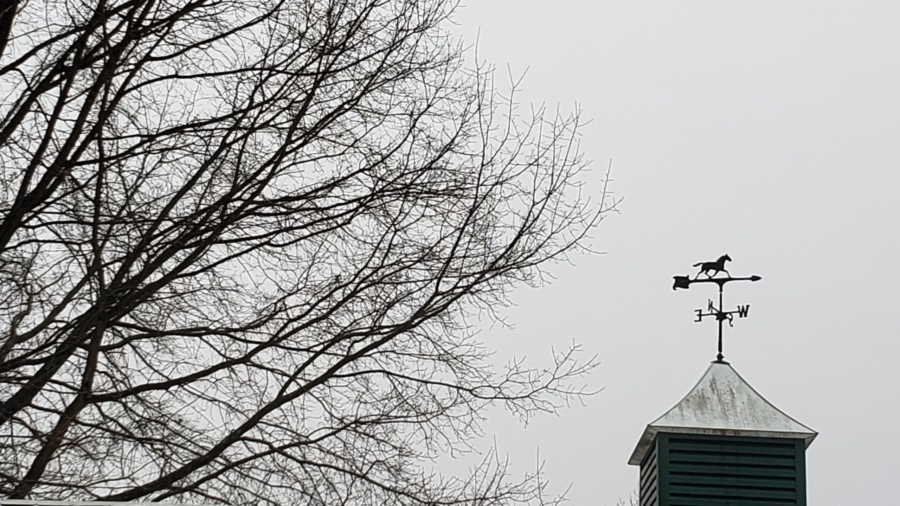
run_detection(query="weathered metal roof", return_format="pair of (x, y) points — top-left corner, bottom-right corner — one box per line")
(628, 361), (817, 466)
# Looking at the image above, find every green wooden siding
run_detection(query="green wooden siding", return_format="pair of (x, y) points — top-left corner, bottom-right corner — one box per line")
(640, 434), (806, 506)
(639, 437), (659, 506)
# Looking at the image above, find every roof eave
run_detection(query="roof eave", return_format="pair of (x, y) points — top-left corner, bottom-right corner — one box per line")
(628, 425), (818, 466)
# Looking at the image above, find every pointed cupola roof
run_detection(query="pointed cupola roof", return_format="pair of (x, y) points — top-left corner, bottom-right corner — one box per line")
(628, 361), (817, 465)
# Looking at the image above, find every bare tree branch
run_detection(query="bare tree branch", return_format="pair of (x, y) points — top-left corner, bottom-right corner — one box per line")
(0, 0), (618, 504)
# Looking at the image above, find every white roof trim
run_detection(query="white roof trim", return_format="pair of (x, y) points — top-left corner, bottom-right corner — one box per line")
(628, 361), (817, 466)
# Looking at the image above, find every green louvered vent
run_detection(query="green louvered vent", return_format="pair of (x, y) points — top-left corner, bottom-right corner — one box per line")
(653, 434), (807, 506)
(639, 439), (658, 506)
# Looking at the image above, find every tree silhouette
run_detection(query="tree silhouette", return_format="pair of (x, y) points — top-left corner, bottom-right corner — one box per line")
(0, 0), (613, 503)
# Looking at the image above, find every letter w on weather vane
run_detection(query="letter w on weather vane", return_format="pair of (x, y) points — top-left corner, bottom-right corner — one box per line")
(672, 255), (761, 363)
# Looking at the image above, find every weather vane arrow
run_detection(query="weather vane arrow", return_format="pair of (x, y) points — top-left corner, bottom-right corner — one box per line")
(673, 254), (761, 362)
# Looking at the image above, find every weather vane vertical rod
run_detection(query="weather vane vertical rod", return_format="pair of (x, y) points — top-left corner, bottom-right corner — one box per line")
(716, 282), (724, 362)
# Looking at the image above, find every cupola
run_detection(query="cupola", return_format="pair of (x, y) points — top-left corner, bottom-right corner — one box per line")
(629, 362), (816, 506)
(634, 257), (818, 505)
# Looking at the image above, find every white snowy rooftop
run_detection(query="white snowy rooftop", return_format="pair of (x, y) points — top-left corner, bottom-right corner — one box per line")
(628, 361), (817, 465)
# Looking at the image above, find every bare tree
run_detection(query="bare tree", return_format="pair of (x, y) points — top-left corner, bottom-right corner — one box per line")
(614, 492), (639, 506)
(0, 0), (614, 504)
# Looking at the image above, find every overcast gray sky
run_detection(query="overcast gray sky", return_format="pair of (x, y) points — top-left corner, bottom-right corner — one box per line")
(449, 2), (900, 505)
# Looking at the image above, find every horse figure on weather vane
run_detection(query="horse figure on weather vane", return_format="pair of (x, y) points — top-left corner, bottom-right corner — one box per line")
(673, 254), (761, 363)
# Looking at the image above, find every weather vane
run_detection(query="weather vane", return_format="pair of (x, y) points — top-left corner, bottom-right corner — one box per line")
(673, 254), (761, 363)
